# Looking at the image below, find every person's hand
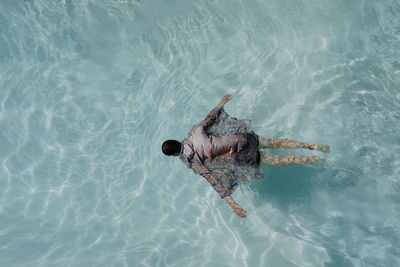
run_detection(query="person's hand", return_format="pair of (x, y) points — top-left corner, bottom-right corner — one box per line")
(217, 94), (232, 108)
(232, 203), (247, 218)
(224, 195), (247, 218)
(221, 94), (232, 104)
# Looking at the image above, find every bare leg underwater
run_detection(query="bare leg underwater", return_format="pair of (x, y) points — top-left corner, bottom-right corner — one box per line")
(259, 151), (326, 166)
(257, 136), (330, 153)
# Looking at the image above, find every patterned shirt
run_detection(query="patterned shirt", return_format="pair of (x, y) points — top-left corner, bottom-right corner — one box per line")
(180, 106), (264, 198)
(182, 107), (248, 162)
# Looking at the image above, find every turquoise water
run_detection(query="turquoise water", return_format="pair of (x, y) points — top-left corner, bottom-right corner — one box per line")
(1, 0), (399, 266)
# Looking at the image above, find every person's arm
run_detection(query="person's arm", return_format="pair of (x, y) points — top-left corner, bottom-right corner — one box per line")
(217, 94), (232, 108)
(202, 173), (245, 218)
(200, 94), (232, 128)
(224, 195), (247, 218)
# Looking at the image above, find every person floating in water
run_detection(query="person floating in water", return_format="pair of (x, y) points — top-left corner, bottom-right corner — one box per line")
(162, 94), (330, 218)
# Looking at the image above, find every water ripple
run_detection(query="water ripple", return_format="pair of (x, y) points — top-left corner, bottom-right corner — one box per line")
(0, 0), (399, 266)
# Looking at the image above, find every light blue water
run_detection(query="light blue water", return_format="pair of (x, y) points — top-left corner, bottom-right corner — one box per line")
(0, 0), (399, 266)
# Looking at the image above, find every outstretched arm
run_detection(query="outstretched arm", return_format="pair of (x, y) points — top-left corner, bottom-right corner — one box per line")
(200, 94), (233, 128)
(217, 94), (232, 108)
(224, 195), (247, 218)
(202, 173), (245, 218)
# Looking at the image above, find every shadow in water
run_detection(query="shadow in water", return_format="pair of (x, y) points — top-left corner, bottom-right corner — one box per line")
(249, 165), (321, 211)
(245, 162), (363, 266)
(248, 161), (361, 212)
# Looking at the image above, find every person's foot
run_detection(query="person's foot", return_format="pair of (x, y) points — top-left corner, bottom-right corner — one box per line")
(318, 145), (330, 153)
(310, 155), (327, 166)
(307, 144), (330, 153)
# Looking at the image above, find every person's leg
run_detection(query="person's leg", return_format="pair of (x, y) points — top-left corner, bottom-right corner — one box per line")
(258, 136), (330, 153)
(259, 151), (325, 166)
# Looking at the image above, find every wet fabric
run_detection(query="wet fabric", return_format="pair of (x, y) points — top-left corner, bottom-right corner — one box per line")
(180, 106), (264, 198)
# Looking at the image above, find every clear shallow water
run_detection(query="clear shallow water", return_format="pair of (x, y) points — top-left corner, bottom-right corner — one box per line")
(0, 0), (399, 266)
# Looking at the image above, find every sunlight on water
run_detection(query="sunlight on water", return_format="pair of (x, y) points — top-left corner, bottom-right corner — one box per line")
(0, 0), (399, 266)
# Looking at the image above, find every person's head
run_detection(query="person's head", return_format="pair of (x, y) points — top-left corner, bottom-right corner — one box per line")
(162, 140), (182, 156)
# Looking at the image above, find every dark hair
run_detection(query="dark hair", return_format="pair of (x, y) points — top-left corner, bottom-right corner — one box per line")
(162, 140), (182, 156)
